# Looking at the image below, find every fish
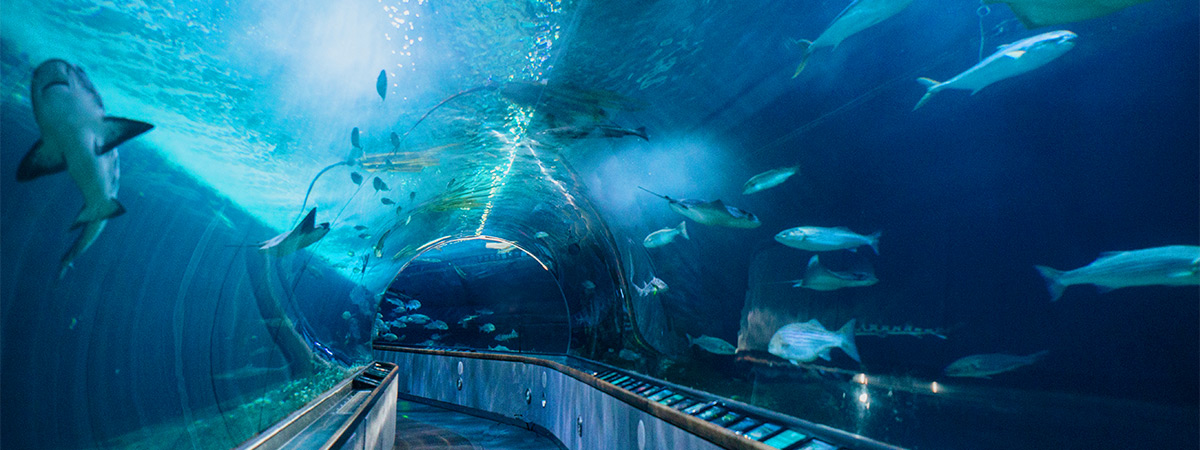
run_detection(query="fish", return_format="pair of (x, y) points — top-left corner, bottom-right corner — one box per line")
(643, 221), (689, 248)
(376, 69), (387, 101)
(430, 333), (445, 340)
(618, 349), (643, 361)
(489, 345), (512, 351)
(350, 172), (363, 185)
(258, 208), (330, 257)
(479, 323), (496, 333)
(390, 131), (400, 150)
(476, 308), (495, 315)
(382, 333), (399, 341)
(486, 241), (518, 254)
(354, 225), (368, 231)
(1034, 245), (1200, 301)
(18, 60), (154, 278)
(742, 166), (799, 195)
(424, 320), (449, 330)
(582, 280), (596, 290)
(400, 314), (431, 324)
(405, 299), (422, 310)
(634, 277), (669, 296)
(914, 30), (1077, 110)
(790, 255), (878, 291)
(768, 319), (861, 364)
(984, 0), (1150, 29)
(539, 124), (649, 141)
(495, 329), (519, 341)
(457, 315), (480, 327)
(381, 198), (395, 205)
(374, 318), (388, 333)
(775, 226), (881, 253)
(535, 231), (550, 239)
(791, 0), (915, 77)
(351, 127), (361, 149)
(372, 176), (389, 192)
(687, 334), (737, 355)
(409, 191), (417, 202)
(374, 229), (391, 258)
(944, 351), (1048, 378)
(387, 319), (407, 329)
(638, 187), (761, 229)
(342, 311), (353, 320)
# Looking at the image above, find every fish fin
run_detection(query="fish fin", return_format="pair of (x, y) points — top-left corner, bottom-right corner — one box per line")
(1097, 251), (1124, 258)
(867, 230), (882, 254)
(686, 333), (694, 346)
(818, 349), (832, 361)
(1095, 285), (1115, 294)
(15, 139), (67, 181)
(299, 208), (318, 233)
(791, 40), (814, 78)
(634, 126), (649, 141)
(1028, 350), (1050, 361)
(70, 199), (125, 230)
(677, 221), (689, 240)
(791, 280), (805, 288)
(913, 78), (942, 111)
(807, 254), (821, 270)
(1003, 50), (1027, 59)
(837, 319), (861, 363)
(99, 117), (154, 154)
(1034, 265), (1067, 302)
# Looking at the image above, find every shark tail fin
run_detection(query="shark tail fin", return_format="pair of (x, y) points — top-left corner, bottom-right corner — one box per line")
(867, 230), (882, 254)
(71, 198), (126, 230)
(677, 221), (689, 240)
(791, 40), (814, 79)
(99, 117), (154, 154)
(913, 78), (942, 111)
(837, 319), (862, 363)
(634, 126), (649, 141)
(1034, 265), (1067, 301)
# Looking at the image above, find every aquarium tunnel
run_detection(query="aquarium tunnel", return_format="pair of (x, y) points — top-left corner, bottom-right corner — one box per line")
(1, 0), (1197, 449)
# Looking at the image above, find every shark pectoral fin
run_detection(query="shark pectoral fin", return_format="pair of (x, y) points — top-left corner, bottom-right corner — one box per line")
(70, 199), (126, 230)
(16, 139), (67, 181)
(98, 117), (154, 154)
(1003, 50), (1027, 59)
(299, 208), (318, 233)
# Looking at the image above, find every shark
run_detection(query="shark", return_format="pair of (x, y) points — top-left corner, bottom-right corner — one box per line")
(791, 0), (915, 77)
(638, 187), (761, 229)
(16, 59), (154, 278)
(258, 208), (330, 257)
(913, 30), (1077, 110)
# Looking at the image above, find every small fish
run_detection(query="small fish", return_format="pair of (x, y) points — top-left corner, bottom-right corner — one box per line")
(643, 221), (689, 248)
(1035, 245), (1200, 301)
(416, 339), (436, 346)
(405, 299), (422, 310)
(791, 0), (915, 77)
(687, 334), (737, 355)
(457, 315), (480, 327)
(258, 208), (331, 257)
(342, 311), (352, 320)
(535, 231), (550, 239)
(350, 172), (363, 185)
(489, 345), (512, 351)
(495, 329), (519, 341)
(376, 69), (388, 101)
(914, 30), (1077, 110)
(775, 226), (880, 253)
(68, 317), (78, 330)
(351, 127), (361, 149)
(400, 314), (431, 324)
(582, 280), (596, 290)
(358, 233), (371, 240)
(639, 187), (761, 229)
(354, 225), (368, 231)
(742, 166), (799, 195)
(387, 319), (407, 329)
(382, 333), (399, 341)
(374, 229), (391, 258)
(372, 176), (389, 192)
(479, 323), (496, 333)
(944, 351), (1048, 378)
(476, 308), (495, 315)
(447, 178), (456, 188)
(768, 319), (861, 364)
(374, 318), (389, 333)
(634, 277), (669, 296)
(430, 333), (445, 340)
(409, 191), (417, 202)
(790, 255), (878, 291)
(390, 131), (400, 150)
(424, 320), (449, 330)
(381, 198), (395, 205)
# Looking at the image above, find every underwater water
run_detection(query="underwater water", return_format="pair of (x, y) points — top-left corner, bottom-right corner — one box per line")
(1, 0), (1197, 449)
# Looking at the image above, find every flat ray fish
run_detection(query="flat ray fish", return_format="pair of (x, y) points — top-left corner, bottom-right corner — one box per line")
(914, 30), (1076, 110)
(638, 187), (761, 229)
(944, 351), (1048, 378)
(1035, 245), (1200, 301)
(984, 0), (1152, 29)
(789, 255), (878, 291)
(17, 59), (154, 278)
(258, 208), (330, 257)
(792, 0), (915, 77)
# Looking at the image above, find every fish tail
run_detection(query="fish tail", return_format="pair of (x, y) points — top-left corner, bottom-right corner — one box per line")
(636, 186), (669, 200)
(686, 333), (694, 346)
(913, 78), (942, 111)
(634, 126), (649, 141)
(71, 198), (125, 230)
(867, 230), (882, 254)
(1034, 265), (1067, 302)
(837, 319), (862, 363)
(791, 40), (814, 79)
(1028, 350), (1050, 361)
(677, 221), (689, 240)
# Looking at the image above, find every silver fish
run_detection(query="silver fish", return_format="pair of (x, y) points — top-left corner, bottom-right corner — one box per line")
(944, 351), (1048, 378)
(792, 0), (915, 77)
(914, 30), (1077, 110)
(19, 60), (154, 278)
(768, 319), (860, 364)
(1035, 245), (1200, 301)
(400, 314), (431, 325)
(424, 320), (448, 330)
(643, 221), (689, 248)
(687, 334), (737, 355)
(479, 323), (496, 333)
(634, 277), (669, 296)
(775, 226), (880, 253)
(742, 166), (799, 195)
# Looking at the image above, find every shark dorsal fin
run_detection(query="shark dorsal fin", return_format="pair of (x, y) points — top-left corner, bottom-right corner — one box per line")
(807, 254), (821, 269)
(15, 139), (66, 181)
(707, 199), (727, 209)
(99, 117), (154, 155)
(1003, 50), (1027, 59)
(299, 208), (318, 233)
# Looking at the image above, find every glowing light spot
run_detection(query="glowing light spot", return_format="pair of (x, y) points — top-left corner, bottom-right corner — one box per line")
(858, 392), (869, 403)
(931, 382), (940, 393)
(853, 373), (868, 385)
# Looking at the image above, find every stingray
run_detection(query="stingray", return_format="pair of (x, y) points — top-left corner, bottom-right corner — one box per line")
(638, 187), (762, 229)
(258, 208), (330, 257)
(984, 0), (1152, 29)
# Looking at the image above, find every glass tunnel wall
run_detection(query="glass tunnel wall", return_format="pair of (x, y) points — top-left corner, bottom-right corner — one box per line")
(2, 0), (1199, 450)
